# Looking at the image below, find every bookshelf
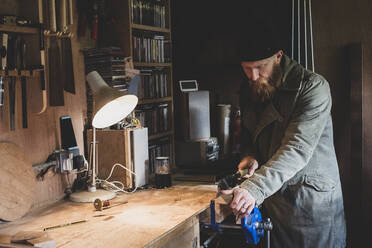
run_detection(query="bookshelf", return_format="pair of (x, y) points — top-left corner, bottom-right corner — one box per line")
(112, 0), (175, 168)
(0, 24), (38, 35)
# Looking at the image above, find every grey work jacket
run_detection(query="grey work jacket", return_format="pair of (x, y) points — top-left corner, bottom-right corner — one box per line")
(239, 55), (346, 248)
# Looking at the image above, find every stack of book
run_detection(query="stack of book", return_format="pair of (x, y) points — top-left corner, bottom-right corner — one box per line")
(148, 137), (171, 173)
(132, 33), (171, 63)
(138, 68), (169, 99)
(131, 0), (166, 28)
(83, 47), (130, 125)
(136, 102), (170, 136)
(83, 47), (129, 92)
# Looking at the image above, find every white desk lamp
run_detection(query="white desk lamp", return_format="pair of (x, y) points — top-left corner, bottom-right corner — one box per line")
(69, 71), (138, 202)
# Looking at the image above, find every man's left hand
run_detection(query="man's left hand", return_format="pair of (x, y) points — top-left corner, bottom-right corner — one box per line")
(230, 187), (256, 219)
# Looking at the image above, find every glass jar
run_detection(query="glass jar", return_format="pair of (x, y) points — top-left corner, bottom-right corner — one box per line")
(155, 157), (171, 188)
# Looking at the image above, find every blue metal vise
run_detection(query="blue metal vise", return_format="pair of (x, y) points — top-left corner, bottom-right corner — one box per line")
(203, 200), (273, 246)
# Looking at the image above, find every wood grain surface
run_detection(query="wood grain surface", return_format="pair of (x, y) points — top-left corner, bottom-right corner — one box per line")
(0, 142), (36, 221)
(0, 183), (218, 248)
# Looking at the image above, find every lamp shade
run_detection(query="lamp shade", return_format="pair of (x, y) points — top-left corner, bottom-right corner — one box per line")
(86, 71), (138, 128)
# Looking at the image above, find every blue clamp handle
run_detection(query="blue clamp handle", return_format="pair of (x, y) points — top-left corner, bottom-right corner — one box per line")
(241, 206), (264, 245)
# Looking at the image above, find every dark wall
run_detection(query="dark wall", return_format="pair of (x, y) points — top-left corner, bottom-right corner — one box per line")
(172, 0), (291, 138)
(173, 0), (372, 247)
(312, 0), (372, 246)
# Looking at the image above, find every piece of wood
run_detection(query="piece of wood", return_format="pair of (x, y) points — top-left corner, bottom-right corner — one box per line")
(26, 237), (55, 248)
(0, 235), (11, 244)
(86, 130), (129, 188)
(0, 243), (32, 247)
(11, 231), (48, 243)
(0, 142), (36, 221)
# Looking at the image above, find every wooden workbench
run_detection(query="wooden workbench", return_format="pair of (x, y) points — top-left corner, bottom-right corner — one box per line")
(0, 183), (219, 248)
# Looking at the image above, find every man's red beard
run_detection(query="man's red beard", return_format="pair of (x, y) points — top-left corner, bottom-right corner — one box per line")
(248, 63), (282, 103)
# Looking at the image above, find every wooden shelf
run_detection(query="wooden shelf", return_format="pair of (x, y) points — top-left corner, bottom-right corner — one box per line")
(138, 97), (173, 104)
(0, 69), (40, 77)
(134, 62), (172, 67)
(149, 131), (173, 140)
(113, 0), (175, 166)
(0, 24), (38, 34)
(131, 24), (170, 33)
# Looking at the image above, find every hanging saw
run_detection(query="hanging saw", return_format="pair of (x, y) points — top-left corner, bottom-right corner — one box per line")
(20, 38), (28, 128)
(35, 0), (47, 115)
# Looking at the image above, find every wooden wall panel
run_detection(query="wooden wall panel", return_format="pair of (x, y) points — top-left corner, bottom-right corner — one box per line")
(311, 1), (372, 246)
(0, 0), (87, 209)
(347, 43), (363, 247)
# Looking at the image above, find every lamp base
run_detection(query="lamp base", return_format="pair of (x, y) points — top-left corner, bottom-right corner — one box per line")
(69, 189), (116, 203)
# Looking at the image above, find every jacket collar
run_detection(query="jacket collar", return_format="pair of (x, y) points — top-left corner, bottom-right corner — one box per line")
(278, 54), (304, 91)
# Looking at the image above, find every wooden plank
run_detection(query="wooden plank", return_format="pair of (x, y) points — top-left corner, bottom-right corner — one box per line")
(131, 24), (170, 33)
(134, 62), (172, 67)
(0, 184), (218, 248)
(148, 131), (173, 140)
(0, 24), (38, 35)
(138, 97), (173, 104)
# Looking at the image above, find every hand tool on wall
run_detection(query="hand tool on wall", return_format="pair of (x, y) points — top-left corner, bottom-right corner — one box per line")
(59, 0), (68, 33)
(68, 0), (74, 25)
(8, 77), (15, 131)
(0, 33), (7, 117)
(48, 36), (64, 106)
(61, 37), (75, 94)
(49, 0), (57, 33)
(0, 76), (4, 108)
(20, 38), (28, 128)
(36, 0), (48, 114)
(7, 34), (19, 131)
(1, 33), (7, 70)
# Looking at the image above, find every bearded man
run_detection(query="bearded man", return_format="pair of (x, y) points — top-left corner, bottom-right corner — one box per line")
(221, 34), (347, 247)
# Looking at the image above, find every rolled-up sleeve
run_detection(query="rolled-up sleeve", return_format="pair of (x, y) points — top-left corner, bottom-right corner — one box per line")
(240, 75), (332, 205)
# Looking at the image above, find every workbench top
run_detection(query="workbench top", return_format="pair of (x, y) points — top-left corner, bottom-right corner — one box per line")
(0, 183), (218, 248)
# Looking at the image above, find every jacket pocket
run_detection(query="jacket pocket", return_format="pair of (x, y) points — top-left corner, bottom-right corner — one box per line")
(304, 175), (336, 192)
(285, 175), (336, 225)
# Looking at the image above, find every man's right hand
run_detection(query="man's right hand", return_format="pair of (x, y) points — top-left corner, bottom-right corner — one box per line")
(238, 156), (258, 178)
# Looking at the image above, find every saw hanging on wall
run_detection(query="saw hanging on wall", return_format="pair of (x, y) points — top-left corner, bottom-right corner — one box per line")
(39, 0), (76, 108)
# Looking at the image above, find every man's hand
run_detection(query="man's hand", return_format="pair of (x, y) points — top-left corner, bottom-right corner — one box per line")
(220, 187), (256, 219)
(238, 156), (258, 178)
(231, 187), (256, 218)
